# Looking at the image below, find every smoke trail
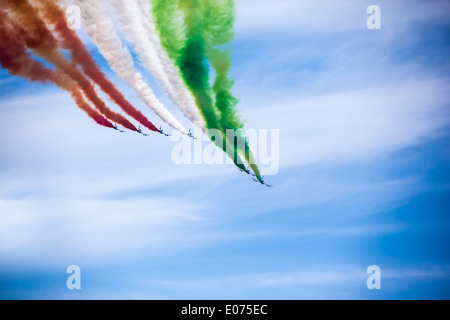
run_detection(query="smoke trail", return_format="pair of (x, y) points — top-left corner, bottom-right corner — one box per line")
(47, 52), (138, 131)
(150, 0), (213, 136)
(74, 0), (188, 135)
(134, 0), (206, 131)
(202, 0), (241, 129)
(34, 0), (159, 133)
(0, 1), (137, 131)
(151, 0), (186, 64)
(153, 0), (248, 171)
(151, 0), (219, 130)
(178, 32), (246, 169)
(0, 12), (113, 129)
(107, 0), (173, 100)
(148, 0), (250, 169)
(201, 0), (261, 179)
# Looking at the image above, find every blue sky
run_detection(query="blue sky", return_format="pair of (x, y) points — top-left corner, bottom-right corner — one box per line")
(0, 0), (449, 299)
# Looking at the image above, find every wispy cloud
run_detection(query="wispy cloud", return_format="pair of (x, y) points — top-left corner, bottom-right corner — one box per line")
(0, 196), (209, 268)
(244, 79), (450, 168)
(138, 264), (450, 299)
(236, 0), (450, 34)
(0, 0), (449, 299)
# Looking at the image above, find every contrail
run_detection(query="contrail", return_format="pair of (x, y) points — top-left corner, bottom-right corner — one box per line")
(134, 0), (206, 132)
(0, 0), (138, 131)
(75, 0), (188, 135)
(35, 0), (160, 133)
(0, 11), (113, 129)
(201, 0), (261, 180)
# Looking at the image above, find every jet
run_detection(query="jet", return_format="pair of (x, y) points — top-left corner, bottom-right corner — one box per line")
(158, 126), (171, 137)
(137, 126), (149, 136)
(113, 124), (125, 133)
(187, 129), (198, 140)
(239, 166), (252, 175)
(247, 166), (257, 177)
(253, 176), (273, 187)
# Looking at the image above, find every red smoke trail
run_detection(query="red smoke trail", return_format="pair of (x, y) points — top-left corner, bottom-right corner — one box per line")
(48, 52), (138, 131)
(0, 11), (113, 128)
(0, 1), (137, 131)
(38, 0), (160, 132)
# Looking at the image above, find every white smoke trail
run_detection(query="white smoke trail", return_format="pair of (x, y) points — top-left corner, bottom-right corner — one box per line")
(110, 0), (206, 132)
(74, 0), (188, 134)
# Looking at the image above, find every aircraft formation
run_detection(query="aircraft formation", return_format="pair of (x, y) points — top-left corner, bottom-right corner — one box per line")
(113, 124), (196, 139)
(0, 0), (272, 187)
(239, 167), (273, 187)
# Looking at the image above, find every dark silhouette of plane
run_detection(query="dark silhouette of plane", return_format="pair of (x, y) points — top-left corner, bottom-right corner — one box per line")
(137, 126), (149, 136)
(239, 166), (253, 176)
(187, 129), (198, 140)
(113, 124), (125, 133)
(253, 176), (273, 187)
(158, 126), (171, 137)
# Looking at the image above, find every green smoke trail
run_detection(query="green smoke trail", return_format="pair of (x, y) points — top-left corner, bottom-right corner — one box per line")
(180, 0), (249, 171)
(201, 0), (261, 180)
(151, 0), (252, 174)
(150, 0), (185, 63)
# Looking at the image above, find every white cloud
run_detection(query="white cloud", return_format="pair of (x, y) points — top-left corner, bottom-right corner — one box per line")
(0, 196), (209, 268)
(0, 1), (448, 296)
(139, 264), (450, 299)
(0, 77), (445, 269)
(236, 0), (450, 34)
(243, 79), (450, 168)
